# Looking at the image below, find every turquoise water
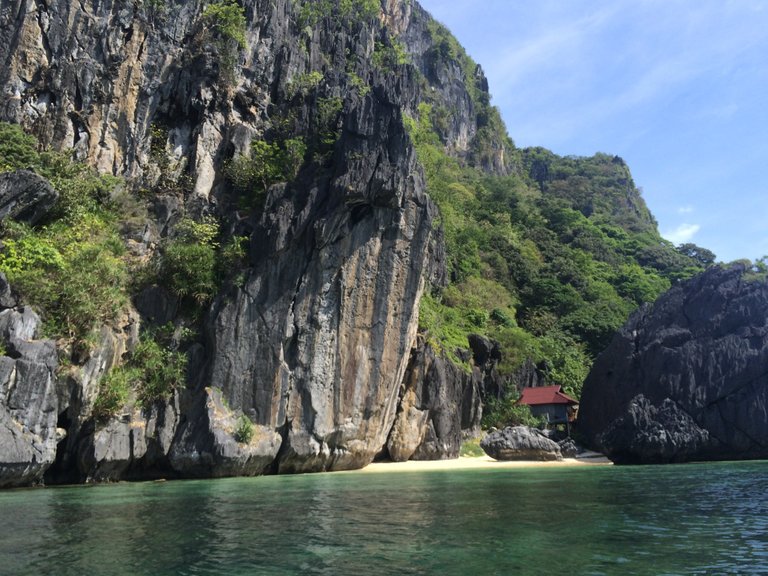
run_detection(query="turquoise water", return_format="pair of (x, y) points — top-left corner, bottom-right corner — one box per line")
(1, 461), (767, 575)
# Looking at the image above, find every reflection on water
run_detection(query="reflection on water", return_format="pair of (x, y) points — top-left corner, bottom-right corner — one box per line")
(0, 461), (767, 575)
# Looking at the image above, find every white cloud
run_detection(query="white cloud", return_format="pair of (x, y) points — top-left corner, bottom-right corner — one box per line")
(677, 205), (694, 214)
(663, 223), (700, 245)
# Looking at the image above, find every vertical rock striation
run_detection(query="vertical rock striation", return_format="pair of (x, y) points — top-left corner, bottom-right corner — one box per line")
(0, 0), (505, 484)
(0, 302), (59, 487)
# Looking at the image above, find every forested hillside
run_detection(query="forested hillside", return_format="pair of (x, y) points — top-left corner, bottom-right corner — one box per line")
(401, 22), (709, 399)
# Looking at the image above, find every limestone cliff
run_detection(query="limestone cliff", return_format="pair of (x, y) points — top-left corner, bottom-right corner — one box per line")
(579, 264), (768, 464)
(0, 0), (502, 485)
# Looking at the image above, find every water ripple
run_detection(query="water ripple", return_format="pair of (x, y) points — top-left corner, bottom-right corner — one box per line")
(0, 461), (767, 574)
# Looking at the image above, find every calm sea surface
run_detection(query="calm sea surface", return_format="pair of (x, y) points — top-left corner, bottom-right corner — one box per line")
(1, 461), (766, 575)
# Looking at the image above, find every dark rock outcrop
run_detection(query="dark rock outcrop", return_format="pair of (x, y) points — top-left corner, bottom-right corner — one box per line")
(557, 437), (580, 458)
(0, 307), (59, 487)
(0, 170), (58, 225)
(480, 426), (562, 461)
(170, 387), (281, 478)
(579, 264), (768, 463)
(204, 72), (437, 473)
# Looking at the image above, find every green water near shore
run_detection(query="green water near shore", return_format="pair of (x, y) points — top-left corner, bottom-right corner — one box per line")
(1, 461), (767, 575)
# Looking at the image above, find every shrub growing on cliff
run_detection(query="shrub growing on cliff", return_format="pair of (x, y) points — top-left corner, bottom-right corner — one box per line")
(201, 0), (247, 83)
(158, 216), (219, 304)
(131, 336), (187, 407)
(234, 414), (254, 443)
(286, 71), (324, 99)
(372, 39), (409, 72)
(56, 240), (127, 339)
(0, 124), (131, 342)
(296, 0), (379, 28)
(92, 366), (139, 421)
(92, 333), (187, 420)
(226, 137), (306, 207)
(202, 0), (246, 48)
(162, 241), (217, 303)
(0, 123), (39, 171)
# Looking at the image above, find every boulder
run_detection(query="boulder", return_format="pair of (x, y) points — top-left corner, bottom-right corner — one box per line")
(579, 264), (768, 463)
(557, 437), (580, 458)
(480, 426), (562, 461)
(0, 170), (58, 225)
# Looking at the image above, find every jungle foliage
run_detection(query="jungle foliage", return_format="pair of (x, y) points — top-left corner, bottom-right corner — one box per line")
(0, 122), (246, 423)
(0, 123), (129, 341)
(405, 38), (709, 402)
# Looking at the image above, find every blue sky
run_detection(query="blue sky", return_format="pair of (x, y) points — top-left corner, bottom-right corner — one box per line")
(417, 0), (768, 263)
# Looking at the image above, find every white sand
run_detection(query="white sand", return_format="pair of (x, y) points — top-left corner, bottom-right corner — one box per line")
(354, 454), (612, 474)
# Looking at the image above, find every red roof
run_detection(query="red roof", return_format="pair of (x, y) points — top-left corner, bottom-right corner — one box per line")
(517, 385), (578, 406)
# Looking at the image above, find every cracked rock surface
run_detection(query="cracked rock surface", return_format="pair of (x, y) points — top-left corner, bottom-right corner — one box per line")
(579, 264), (768, 463)
(0, 0), (502, 484)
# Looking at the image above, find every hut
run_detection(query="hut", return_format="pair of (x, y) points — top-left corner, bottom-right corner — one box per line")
(517, 385), (579, 434)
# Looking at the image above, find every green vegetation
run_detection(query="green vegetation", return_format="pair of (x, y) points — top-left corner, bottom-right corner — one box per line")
(92, 365), (136, 421)
(287, 71), (324, 99)
(0, 123), (130, 341)
(201, 0), (247, 82)
(157, 215), (249, 304)
(347, 72), (370, 97)
(0, 219), (128, 340)
(0, 121), (249, 345)
(372, 39), (409, 72)
(315, 97), (343, 153)
(481, 392), (544, 430)
(234, 414), (255, 443)
(131, 335), (187, 406)
(225, 137), (307, 209)
(93, 332), (187, 421)
(459, 437), (485, 457)
(158, 216), (219, 304)
(742, 257), (768, 283)
(202, 0), (246, 48)
(295, 0), (379, 29)
(142, 0), (167, 21)
(403, 75), (707, 408)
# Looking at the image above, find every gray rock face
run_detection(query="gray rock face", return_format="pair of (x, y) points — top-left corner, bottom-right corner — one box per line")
(0, 170), (59, 225)
(387, 339), (467, 461)
(0, 308), (58, 487)
(386, 335), (505, 461)
(170, 387), (281, 478)
(204, 69), (437, 473)
(76, 394), (182, 482)
(481, 426), (562, 461)
(579, 264), (768, 464)
(0, 0), (506, 484)
(0, 273), (16, 309)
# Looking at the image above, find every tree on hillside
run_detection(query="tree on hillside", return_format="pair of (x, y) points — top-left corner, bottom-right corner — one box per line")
(676, 243), (716, 267)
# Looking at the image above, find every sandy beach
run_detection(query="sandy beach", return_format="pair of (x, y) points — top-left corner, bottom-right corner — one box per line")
(355, 454), (612, 473)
